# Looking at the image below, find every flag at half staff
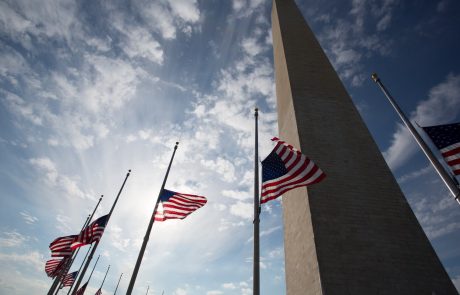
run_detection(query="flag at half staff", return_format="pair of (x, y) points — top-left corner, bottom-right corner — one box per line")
(61, 271), (78, 287)
(154, 189), (207, 222)
(261, 137), (326, 204)
(423, 122), (460, 176)
(45, 258), (67, 278)
(71, 214), (109, 250)
(76, 282), (88, 295)
(49, 235), (78, 257)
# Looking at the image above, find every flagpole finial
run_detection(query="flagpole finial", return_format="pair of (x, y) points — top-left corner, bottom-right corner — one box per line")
(99, 195), (103, 200)
(175, 142), (179, 148)
(371, 73), (379, 83)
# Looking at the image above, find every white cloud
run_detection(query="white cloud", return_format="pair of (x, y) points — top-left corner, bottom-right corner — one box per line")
(2, 90), (43, 125)
(222, 282), (237, 289)
(0, 251), (43, 271)
(0, 231), (29, 247)
(383, 74), (460, 169)
(167, 0), (200, 23)
(230, 201), (253, 219)
(56, 214), (73, 233)
(173, 287), (188, 295)
(206, 291), (223, 295)
(242, 37), (263, 56)
(232, 0), (246, 12)
(122, 26), (164, 64)
(0, 1), (79, 49)
(397, 165), (432, 184)
(222, 189), (252, 201)
(19, 211), (38, 224)
(231, 0), (265, 17)
(30, 157), (90, 200)
(314, 0), (398, 86)
(201, 157), (236, 182)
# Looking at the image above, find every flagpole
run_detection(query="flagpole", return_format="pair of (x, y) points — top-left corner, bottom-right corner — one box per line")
(54, 195), (104, 295)
(126, 142), (179, 295)
(49, 196), (100, 295)
(71, 170), (131, 294)
(253, 108), (260, 295)
(145, 286), (149, 295)
(48, 215), (91, 295)
(371, 73), (460, 204)
(85, 255), (101, 287)
(67, 244), (93, 295)
(113, 273), (123, 295)
(98, 265), (110, 291)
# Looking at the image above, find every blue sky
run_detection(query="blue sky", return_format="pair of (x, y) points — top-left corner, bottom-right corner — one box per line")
(0, 0), (459, 294)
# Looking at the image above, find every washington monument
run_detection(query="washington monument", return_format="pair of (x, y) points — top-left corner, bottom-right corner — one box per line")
(271, 0), (458, 293)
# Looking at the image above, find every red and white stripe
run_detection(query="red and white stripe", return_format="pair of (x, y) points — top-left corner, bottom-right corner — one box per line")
(45, 259), (65, 278)
(49, 235), (76, 257)
(261, 137), (326, 204)
(71, 222), (104, 249)
(154, 193), (207, 221)
(441, 142), (460, 175)
(61, 272), (76, 287)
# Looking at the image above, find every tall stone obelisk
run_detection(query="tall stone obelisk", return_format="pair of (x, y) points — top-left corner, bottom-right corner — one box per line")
(272, 0), (458, 294)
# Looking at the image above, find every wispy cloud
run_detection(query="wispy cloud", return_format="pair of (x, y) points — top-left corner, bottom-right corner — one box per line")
(0, 231), (29, 247)
(29, 157), (92, 200)
(313, 0), (397, 86)
(19, 211), (38, 225)
(0, 251), (44, 271)
(383, 74), (460, 170)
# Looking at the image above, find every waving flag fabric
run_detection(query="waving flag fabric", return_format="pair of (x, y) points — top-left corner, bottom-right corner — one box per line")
(76, 282), (88, 295)
(45, 258), (67, 278)
(61, 271), (78, 287)
(71, 214), (109, 250)
(49, 235), (78, 257)
(423, 122), (460, 175)
(154, 189), (207, 222)
(261, 137), (326, 204)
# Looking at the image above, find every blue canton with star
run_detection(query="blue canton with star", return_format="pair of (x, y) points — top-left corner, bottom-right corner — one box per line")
(423, 123), (460, 149)
(159, 189), (176, 202)
(262, 149), (288, 182)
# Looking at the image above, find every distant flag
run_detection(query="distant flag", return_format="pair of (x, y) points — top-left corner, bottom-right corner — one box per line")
(261, 137), (326, 204)
(423, 122), (460, 176)
(71, 214), (109, 250)
(61, 271), (78, 287)
(45, 258), (67, 278)
(95, 288), (102, 295)
(49, 235), (78, 257)
(154, 189), (207, 221)
(76, 282), (88, 295)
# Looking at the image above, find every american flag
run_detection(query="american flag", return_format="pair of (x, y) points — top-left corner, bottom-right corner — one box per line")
(95, 288), (102, 295)
(423, 122), (460, 175)
(71, 214), (109, 250)
(261, 137), (326, 204)
(45, 258), (67, 278)
(49, 235), (78, 257)
(61, 271), (78, 287)
(154, 189), (207, 221)
(76, 282), (88, 295)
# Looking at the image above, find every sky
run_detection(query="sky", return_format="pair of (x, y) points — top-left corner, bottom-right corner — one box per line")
(0, 0), (459, 294)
